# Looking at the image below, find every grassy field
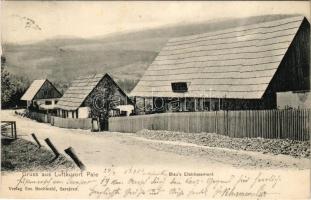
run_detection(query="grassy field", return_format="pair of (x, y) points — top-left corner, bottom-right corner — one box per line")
(1, 138), (75, 172)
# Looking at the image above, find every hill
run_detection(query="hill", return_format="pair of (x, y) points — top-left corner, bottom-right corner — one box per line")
(2, 14), (299, 93)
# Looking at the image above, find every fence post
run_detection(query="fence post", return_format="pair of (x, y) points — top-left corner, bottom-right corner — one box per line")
(64, 147), (86, 170)
(31, 133), (41, 148)
(11, 123), (14, 139)
(44, 138), (60, 157)
(13, 122), (17, 139)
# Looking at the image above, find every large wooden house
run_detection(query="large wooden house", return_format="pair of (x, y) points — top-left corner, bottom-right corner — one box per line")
(21, 79), (62, 113)
(131, 16), (310, 113)
(56, 73), (132, 119)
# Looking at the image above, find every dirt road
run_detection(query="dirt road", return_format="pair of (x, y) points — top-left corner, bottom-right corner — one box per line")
(1, 110), (309, 169)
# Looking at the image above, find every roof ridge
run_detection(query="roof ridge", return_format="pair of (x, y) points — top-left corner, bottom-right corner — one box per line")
(168, 16), (304, 43)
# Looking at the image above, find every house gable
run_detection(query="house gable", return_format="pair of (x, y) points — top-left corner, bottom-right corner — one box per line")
(266, 17), (310, 94)
(21, 79), (61, 101)
(261, 17), (310, 108)
(82, 75), (131, 117)
(33, 80), (62, 100)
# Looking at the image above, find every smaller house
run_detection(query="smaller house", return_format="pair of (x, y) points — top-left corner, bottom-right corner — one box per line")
(56, 73), (132, 122)
(21, 79), (62, 114)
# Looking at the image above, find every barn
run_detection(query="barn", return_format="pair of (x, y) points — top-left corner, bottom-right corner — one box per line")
(131, 16), (310, 113)
(56, 73), (132, 121)
(21, 79), (62, 113)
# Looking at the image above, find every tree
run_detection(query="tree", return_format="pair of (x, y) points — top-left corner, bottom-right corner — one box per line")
(1, 56), (13, 106)
(1, 56), (30, 108)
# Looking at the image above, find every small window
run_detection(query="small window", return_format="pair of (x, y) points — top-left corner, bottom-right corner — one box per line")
(45, 100), (52, 105)
(171, 82), (188, 93)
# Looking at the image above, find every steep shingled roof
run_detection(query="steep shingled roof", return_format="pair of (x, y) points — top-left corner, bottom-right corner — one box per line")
(56, 74), (104, 110)
(56, 73), (130, 110)
(21, 79), (47, 101)
(131, 16), (306, 99)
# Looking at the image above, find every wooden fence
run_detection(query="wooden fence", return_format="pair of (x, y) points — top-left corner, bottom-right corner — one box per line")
(20, 111), (93, 130)
(28, 111), (49, 123)
(109, 109), (311, 141)
(51, 116), (92, 130)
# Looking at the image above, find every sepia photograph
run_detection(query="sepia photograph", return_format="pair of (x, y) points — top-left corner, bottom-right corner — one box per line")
(0, 1), (310, 199)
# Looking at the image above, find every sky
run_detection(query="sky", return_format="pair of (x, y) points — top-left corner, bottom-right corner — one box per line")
(1, 1), (310, 44)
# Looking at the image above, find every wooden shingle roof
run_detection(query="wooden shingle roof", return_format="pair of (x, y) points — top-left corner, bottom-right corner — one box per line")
(56, 73), (130, 111)
(131, 16), (306, 99)
(56, 74), (105, 110)
(21, 79), (47, 101)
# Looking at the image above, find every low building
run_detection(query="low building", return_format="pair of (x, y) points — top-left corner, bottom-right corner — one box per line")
(277, 91), (311, 109)
(115, 105), (135, 116)
(56, 73), (132, 129)
(131, 16), (310, 113)
(21, 79), (62, 114)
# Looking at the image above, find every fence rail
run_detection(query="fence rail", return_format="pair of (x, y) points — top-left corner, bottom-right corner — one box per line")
(1, 121), (17, 139)
(17, 111), (93, 130)
(28, 111), (49, 123)
(51, 116), (92, 130)
(109, 109), (311, 141)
